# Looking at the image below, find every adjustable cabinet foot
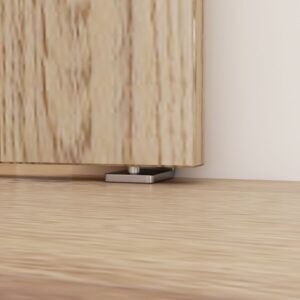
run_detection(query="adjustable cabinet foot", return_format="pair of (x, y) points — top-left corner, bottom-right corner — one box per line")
(105, 167), (175, 184)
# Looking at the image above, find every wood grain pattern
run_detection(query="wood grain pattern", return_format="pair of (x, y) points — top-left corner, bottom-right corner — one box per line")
(0, 163), (117, 179)
(0, 0), (203, 167)
(0, 178), (299, 299)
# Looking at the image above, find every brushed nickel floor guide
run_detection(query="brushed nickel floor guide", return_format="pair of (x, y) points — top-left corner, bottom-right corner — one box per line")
(105, 167), (175, 184)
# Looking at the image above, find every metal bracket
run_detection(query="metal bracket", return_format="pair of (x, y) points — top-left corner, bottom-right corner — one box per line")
(105, 167), (175, 184)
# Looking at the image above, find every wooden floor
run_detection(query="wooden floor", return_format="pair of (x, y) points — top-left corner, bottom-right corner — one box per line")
(0, 177), (299, 300)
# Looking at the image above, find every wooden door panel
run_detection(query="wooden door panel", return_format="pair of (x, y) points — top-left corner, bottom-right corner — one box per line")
(0, 0), (203, 166)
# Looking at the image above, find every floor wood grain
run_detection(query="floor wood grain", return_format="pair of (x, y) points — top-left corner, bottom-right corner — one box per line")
(0, 0), (203, 167)
(0, 178), (299, 299)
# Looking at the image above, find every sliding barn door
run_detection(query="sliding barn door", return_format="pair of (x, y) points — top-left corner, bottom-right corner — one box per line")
(0, 0), (203, 166)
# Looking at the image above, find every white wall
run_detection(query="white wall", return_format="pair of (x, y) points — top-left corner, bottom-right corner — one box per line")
(177, 0), (300, 181)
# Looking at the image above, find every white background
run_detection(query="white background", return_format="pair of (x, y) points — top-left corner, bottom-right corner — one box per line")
(177, 0), (300, 181)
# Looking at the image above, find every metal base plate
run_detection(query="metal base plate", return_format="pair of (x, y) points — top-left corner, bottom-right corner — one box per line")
(105, 168), (175, 184)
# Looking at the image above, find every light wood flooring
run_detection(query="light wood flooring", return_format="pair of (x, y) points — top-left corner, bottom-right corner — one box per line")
(0, 178), (299, 299)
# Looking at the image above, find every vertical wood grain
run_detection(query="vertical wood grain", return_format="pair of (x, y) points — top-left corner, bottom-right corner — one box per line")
(195, 0), (204, 164)
(0, 0), (203, 167)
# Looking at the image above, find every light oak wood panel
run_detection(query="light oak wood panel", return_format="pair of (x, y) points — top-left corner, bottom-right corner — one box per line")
(0, 178), (299, 299)
(0, 0), (203, 167)
(0, 163), (117, 179)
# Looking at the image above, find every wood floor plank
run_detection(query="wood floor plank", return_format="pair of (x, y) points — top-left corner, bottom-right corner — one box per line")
(0, 178), (299, 299)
